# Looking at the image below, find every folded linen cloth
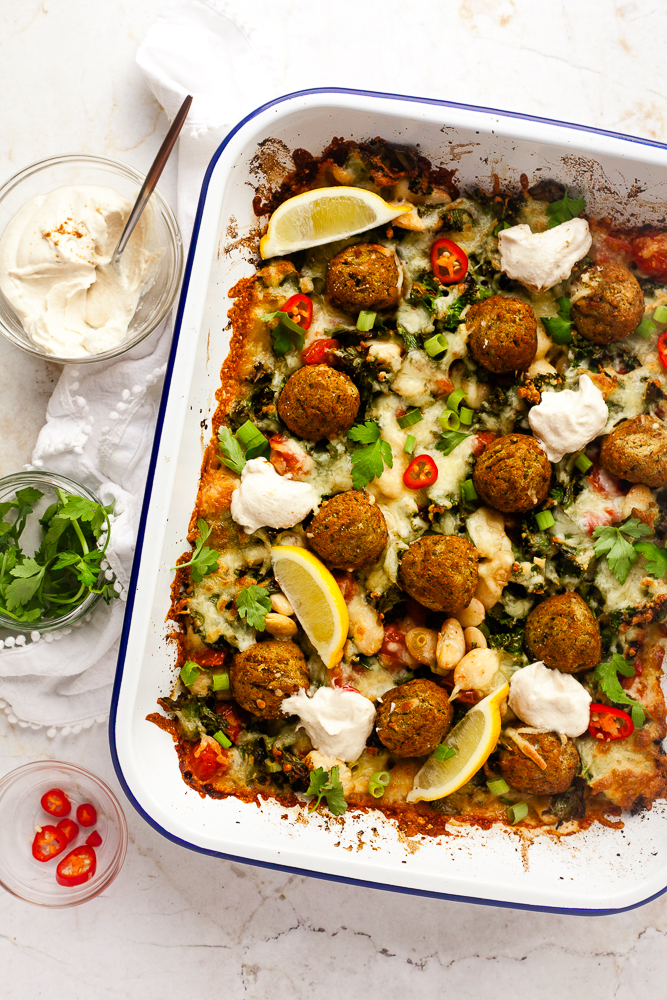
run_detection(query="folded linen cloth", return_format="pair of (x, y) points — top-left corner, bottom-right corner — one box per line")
(0, 0), (264, 735)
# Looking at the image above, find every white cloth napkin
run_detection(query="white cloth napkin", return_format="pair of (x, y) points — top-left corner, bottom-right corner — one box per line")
(0, 0), (264, 735)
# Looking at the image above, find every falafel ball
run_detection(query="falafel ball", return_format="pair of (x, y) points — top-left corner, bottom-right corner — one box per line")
(524, 592), (601, 673)
(570, 263), (644, 344)
(278, 364), (360, 441)
(599, 414), (667, 488)
(473, 434), (551, 513)
(231, 640), (309, 719)
(465, 295), (538, 374)
(326, 243), (401, 313)
(498, 731), (580, 796)
(308, 490), (388, 570)
(399, 535), (478, 613)
(375, 678), (454, 757)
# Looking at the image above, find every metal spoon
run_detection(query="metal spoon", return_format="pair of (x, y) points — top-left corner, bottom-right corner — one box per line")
(112, 94), (192, 264)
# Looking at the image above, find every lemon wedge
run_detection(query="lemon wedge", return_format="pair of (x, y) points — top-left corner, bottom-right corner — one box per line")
(259, 186), (410, 259)
(407, 683), (510, 803)
(271, 545), (349, 668)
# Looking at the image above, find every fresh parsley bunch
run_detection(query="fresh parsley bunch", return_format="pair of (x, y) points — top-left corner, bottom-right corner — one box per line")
(0, 487), (117, 623)
(306, 765), (347, 815)
(347, 421), (393, 490)
(593, 653), (647, 728)
(592, 517), (654, 584)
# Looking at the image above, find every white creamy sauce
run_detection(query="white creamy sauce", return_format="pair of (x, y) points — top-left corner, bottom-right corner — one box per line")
(498, 218), (592, 294)
(0, 184), (160, 357)
(281, 686), (376, 762)
(230, 458), (316, 533)
(528, 374), (608, 462)
(508, 660), (592, 737)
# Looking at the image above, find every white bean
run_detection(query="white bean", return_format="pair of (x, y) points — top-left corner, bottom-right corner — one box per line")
(271, 593), (294, 616)
(264, 613), (298, 638)
(464, 626), (487, 652)
(455, 598), (486, 628)
(434, 618), (466, 674)
(405, 627), (438, 666)
(451, 648), (500, 699)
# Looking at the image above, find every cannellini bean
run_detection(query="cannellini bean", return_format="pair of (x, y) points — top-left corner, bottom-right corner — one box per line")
(460, 378), (492, 409)
(271, 593), (294, 616)
(450, 648), (501, 700)
(455, 598), (486, 628)
(347, 589), (385, 656)
(464, 626), (487, 652)
(405, 627), (438, 666)
(434, 618), (466, 674)
(263, 613), (298, 638)
(621, 484), (657, 521)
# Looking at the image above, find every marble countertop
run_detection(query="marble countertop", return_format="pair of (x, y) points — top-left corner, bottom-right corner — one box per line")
(3, 2), (667, 997)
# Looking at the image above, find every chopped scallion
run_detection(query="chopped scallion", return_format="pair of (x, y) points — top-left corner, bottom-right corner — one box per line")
(211, 672), (230, 691)
(507, 801), (528, 825)
(574, 453), (593, 473)
(213, 730), (232, 748)
(654, 305), (667, 325)
(636, 316), (656, 340)
(461, 479), (478, 503)
(439, 410), (461, 431)
(446, 388), (467, 412)
(404, 434), (416, 455)
(180, 661), (199, 686)
(356, 310), (377, 332)
(424, 333), (449, 357)
(397, 409), (423, 429)
(459, 406), (474, 425)
(368, 771), (391, 798)
(486, 778), (510, 796)
(236, 419), (269, 460)
(265, 761), (283, 773)
(432, 744), (457, 762)
(535, 510), (555, 531)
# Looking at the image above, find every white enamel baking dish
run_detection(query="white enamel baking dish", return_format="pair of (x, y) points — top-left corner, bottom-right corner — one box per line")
(110, 88), (667, 914)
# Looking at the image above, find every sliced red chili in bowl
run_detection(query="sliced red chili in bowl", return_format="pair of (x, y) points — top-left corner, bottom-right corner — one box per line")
(86, 831), (102, 848)
(403, 454), (439, 490)
(56, 845), (97, 887)
(32, 825), (69, 862)
(281, 293), (313, 330)
(76, 803), (97, 827)
(431, 238), (468, 284)
(40, 787), (71, 817)
(588, 703), (634, 741)
(301, 337), (340, 366)
(56, 818), (79, 843)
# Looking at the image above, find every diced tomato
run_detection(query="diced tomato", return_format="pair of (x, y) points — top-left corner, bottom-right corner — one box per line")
(472, 431), (497, 457)
(582, 508), (617, 535)
(40, 788), (71, 817)
(588, 703), (634, 741)
(587, 464), (625, 498)
(433, 378), (456, 398)
(56, 818), (79, 843)
(632, 232), (667, 281)
(215, 702), (245, 744)
(186, 740), (230, 783)
(301, 338), (340, 366)
(32, 825), (69, 862)
(189, 648), (228, 668)
(269, 434), (314, 478)
(379, 624), (419, 671)
(431, 238), (468, 284)
(55, 845), (97, 887)
(281, 293), (313, 330)
(403, 454), (439, 490)
(590, 230), (634, 267)
(658, 331), (667, 370)
(76, 803), (97, 828)
(332, 570), (357, 603)
(86, 831), (102, 848)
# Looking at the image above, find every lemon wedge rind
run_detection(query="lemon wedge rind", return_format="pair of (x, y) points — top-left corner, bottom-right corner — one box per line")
(406, 682), (510, 803)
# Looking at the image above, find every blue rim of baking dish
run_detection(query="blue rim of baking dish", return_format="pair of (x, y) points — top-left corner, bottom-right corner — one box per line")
(109, 87), (667, 916)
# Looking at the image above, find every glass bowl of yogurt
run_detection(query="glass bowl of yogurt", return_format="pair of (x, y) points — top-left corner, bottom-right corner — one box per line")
(0, 154), (183, 363)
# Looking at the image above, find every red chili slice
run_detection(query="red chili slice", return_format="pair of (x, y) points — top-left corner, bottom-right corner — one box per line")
(301, 338), (340, 366)
(56, 818), (79, 843)
(32, 825), (69, 862)
(76, 803), (97, 827)
(55, 845), (97, 887)
(588, 703), (634, 741)
(86, 831), (102, 848)
(430, 238), (468, 284)
(403, 454), (439, 490)
(281, 294), (313, 330)
(658, 331), (667, 370)
(40, 787), (71, 817)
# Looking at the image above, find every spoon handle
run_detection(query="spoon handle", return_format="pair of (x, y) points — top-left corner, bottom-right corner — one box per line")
(112, 94), (193, 262)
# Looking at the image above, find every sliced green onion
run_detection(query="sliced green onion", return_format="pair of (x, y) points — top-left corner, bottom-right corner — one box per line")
(180, 660), (199, 686)
(507, 801), (528, 825)
(371, 770), (391, 786)
(575, 453), (593, 473)
(236, 419), (269, 460)
(446, 388), (467, 412)
(404, 434), (416, 455)
(397, 409), (423, 429)
(535, 510), (555, 531)
(636, 316), (656, 339)
(356, 310), (377, 332)
(461, 479), (478, 503)
(211, 671), (230, 691)
(432, 744), (457, 762)
(654, 305), (667, 324)
(439, 410), (461, 431)
(213, 730), (232, 748)
(265, 760), (283, 773)
(459, 406), (474, 426)
(424, 333), (449, 357)
(368, 770), (391, 799)
(487, 778), (510, 796)
(368, 782), (384, 798)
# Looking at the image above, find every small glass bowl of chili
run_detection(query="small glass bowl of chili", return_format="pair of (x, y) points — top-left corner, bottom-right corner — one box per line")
(0, 760), (127, 906)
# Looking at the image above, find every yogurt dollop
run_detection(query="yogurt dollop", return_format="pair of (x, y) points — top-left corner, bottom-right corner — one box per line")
(230, 458), (316, 533)
(509, 660), (592, 737)
(528, 374), (608, 463)
(498, 218), (592, 294)
(0, 185), (160, 357)
(281, 686), (376, 762)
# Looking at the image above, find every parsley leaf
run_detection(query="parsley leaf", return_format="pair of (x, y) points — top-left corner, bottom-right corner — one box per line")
(5, 559), (45, 610)
(542, 296), (574, 344)
(261, 311), (305, 356)
(348, 420), (381, 445)
(236, 584), (272, 630)
(594, 654), (647, 727)
(634, 541), (667, 579)
(546, 189), (586, 228)
(174, 519), (220, 583)
(218, 426), (246, 475)
(306, 766), (348, 815)
(592, 518), (652, 584)
(435, 431), (470, 456)
(347, 421), (393, 489)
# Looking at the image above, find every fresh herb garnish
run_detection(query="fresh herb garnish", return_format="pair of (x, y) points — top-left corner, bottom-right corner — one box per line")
(236, 584), (272, 630)
(347, 421), (393, 490)
(218, 426), (246, 474)
(634, 541), (667, 580)
(593, 653), (647, 727)
(174, 518), (220, 582)
(435, 431), (470, 456)
(546, 189), (586, 228)
(261, 311), (305, 356)
(397, 326), (420, 352)
(542, 296), (573, 344)
(592, 517), (653, 584)
(306, 765), (347, 815)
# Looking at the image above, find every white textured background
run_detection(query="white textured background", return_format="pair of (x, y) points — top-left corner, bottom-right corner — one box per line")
(3, 2), (667, 997)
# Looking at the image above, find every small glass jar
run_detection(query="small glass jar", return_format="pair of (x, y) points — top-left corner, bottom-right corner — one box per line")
(0, 470), (113, 634)
(0, 154), (182, 364)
